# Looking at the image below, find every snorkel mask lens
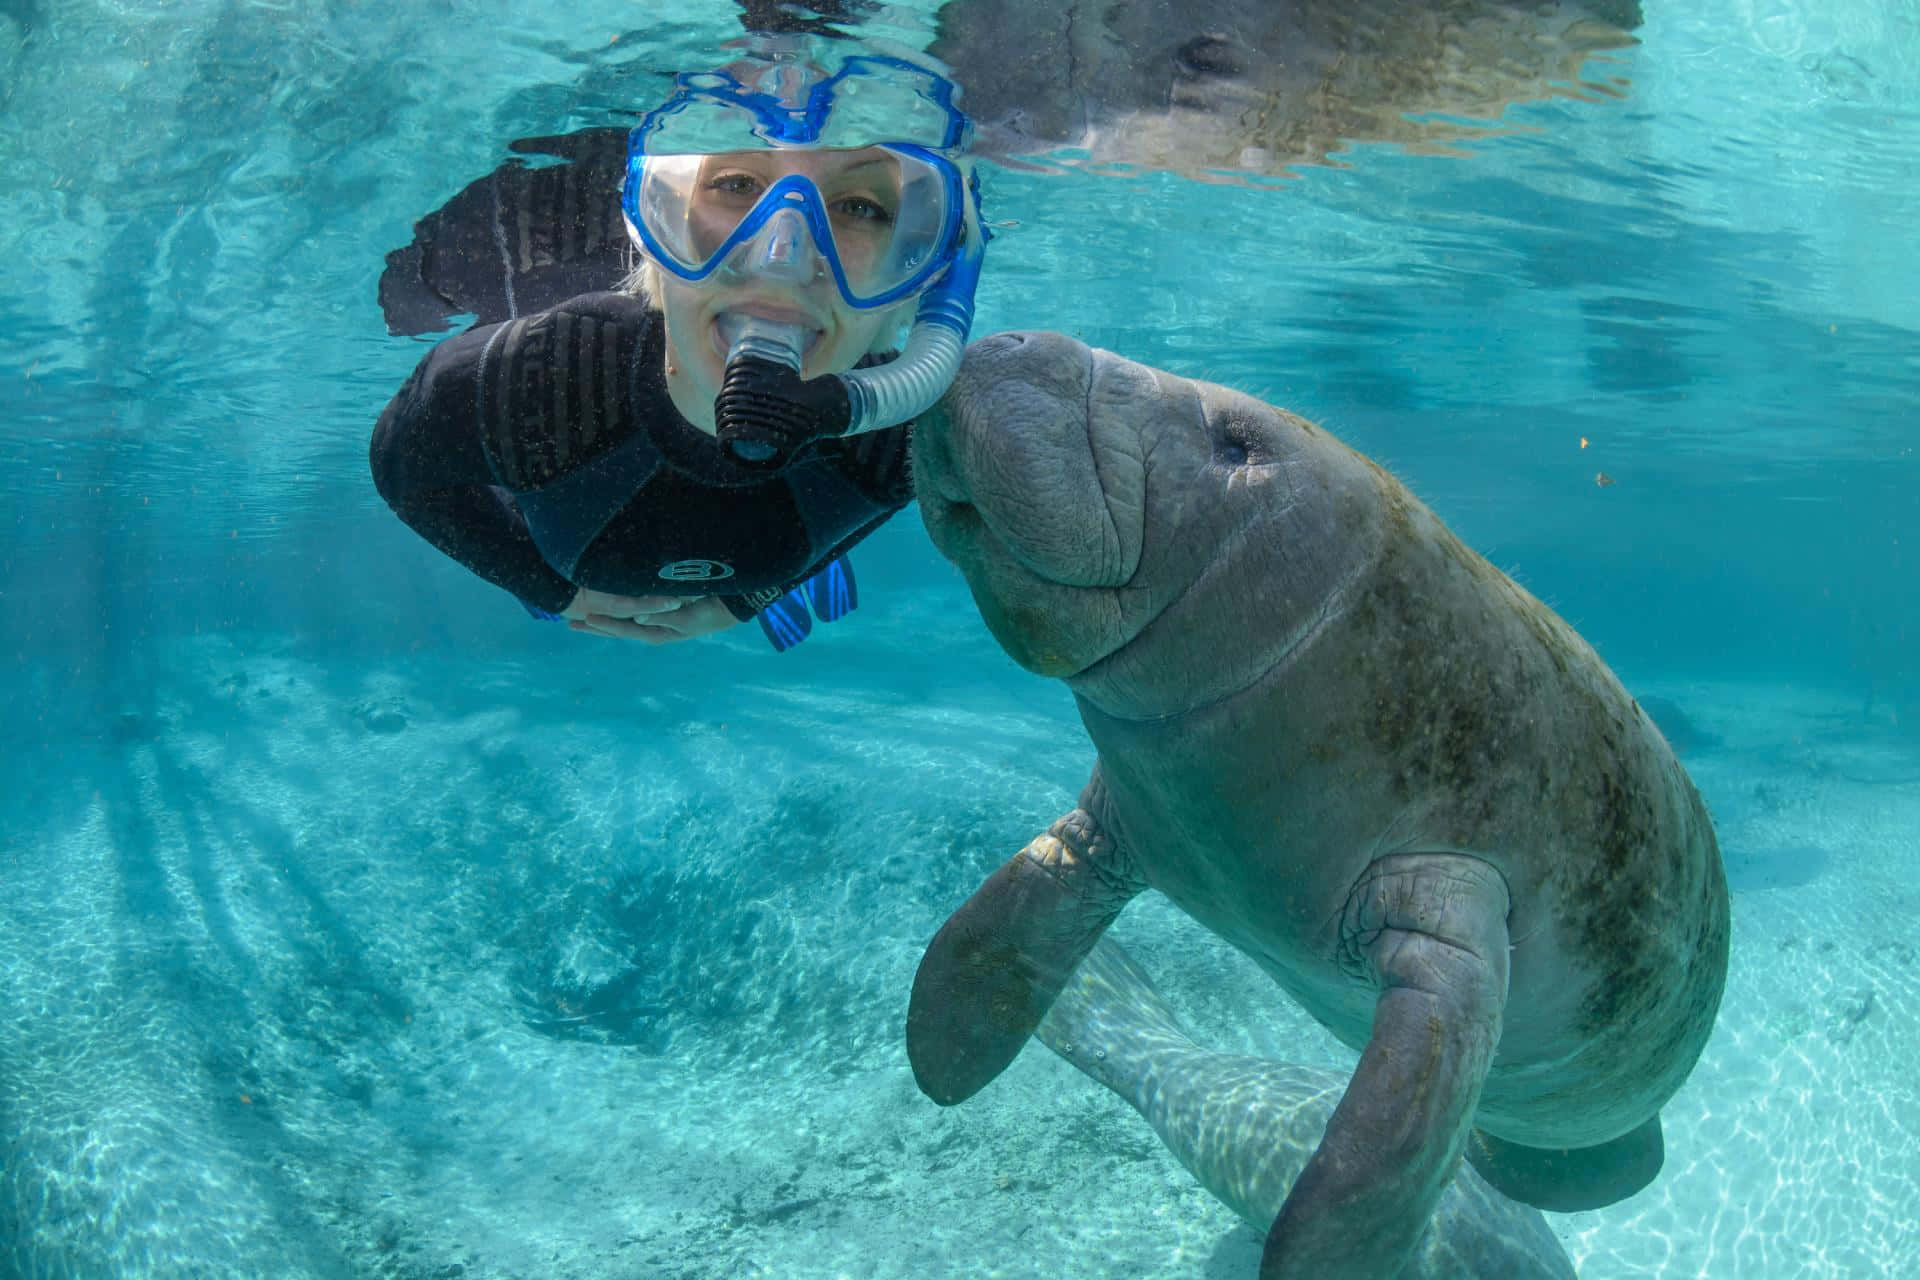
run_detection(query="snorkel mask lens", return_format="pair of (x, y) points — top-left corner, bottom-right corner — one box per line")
(631, 145), (961, 308)
(624, 55), (972, 311)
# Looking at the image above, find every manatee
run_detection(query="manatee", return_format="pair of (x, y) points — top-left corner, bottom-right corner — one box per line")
(1040, 937), (1575, 1280)
(906, 332), (1730, 1279)
(929, 0), (1643, 178)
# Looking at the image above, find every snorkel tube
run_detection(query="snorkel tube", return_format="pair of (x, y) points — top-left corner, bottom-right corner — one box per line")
(714, 212), (984, 468)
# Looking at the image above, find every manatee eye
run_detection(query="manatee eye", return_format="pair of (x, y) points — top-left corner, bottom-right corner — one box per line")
(1175, 34), (1246, 79)
(1212, 417), (1260, 467)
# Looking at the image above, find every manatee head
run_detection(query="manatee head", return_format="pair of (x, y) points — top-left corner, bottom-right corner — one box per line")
(931, 0), (1642, 180)
(915, 331), (1380, 719)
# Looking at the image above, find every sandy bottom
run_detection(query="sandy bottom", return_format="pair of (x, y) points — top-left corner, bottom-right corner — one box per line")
(3, 617), (1915, 1279)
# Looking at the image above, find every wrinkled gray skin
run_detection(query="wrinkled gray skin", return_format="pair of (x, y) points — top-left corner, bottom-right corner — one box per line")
(1039, 937), (1575, 1280)
(930, 0), (1643, 179)
(906, 332), (1729, 1280)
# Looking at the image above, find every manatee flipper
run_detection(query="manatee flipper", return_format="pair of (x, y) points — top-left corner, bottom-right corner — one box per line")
(1263, 854), (1513, 1280)
(1038, 938), (1576, 1280)
(907, 801), (1141, 1105)
(1467, 1115), (1664, 1212)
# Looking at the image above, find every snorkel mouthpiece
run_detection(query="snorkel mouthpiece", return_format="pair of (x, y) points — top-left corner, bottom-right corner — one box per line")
(712, 223), (983, 470)
(715, 317), (853, 468)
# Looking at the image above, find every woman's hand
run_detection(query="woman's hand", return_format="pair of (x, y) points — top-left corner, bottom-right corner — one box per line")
(561, 588), (740, 644)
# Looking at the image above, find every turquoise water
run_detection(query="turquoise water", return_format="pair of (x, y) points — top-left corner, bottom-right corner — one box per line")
(2, 3), (1917, 1278)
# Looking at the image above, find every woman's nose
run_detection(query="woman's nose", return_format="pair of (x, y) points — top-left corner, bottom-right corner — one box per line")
(747, 207), (824, 284)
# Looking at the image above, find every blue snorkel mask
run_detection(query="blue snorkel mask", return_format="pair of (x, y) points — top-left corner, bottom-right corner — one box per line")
(623, 55), (987, 469)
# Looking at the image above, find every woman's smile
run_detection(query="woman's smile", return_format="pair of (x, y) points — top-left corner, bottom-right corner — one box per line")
(707, 303), (827, 369)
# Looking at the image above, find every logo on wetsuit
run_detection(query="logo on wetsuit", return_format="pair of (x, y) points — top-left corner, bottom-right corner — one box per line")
(658, 559), (735, 583)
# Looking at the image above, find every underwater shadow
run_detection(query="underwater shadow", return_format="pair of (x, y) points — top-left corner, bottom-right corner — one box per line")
(0, 639), (566, 1275)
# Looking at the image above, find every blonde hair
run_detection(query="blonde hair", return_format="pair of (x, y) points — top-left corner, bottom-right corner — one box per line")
(618, 253), (662, 309)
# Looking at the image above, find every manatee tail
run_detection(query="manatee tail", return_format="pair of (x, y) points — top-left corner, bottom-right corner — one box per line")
(1037, 937), (1336, 1229)
(1036, 938), (1577, 1280)
(1467, 1115), (1665, 1212)
(1035, 934), (1191, 1063)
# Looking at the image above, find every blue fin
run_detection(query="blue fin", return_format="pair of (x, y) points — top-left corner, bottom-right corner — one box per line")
(801, 556), (858, 622)
(757, 588), (814, 652)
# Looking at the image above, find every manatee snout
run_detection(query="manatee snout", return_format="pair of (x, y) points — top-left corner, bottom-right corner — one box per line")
(916, 332), (1142, 592)
(911, 332), (1048, 511)
(914, 332), (1160, 676)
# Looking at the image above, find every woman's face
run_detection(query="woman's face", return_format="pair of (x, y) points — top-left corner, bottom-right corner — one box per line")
(651, 147), (914, 435)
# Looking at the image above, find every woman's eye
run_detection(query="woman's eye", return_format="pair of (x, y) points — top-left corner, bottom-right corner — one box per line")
(707, 172), (763, 200)
(832, 195), (894, 225)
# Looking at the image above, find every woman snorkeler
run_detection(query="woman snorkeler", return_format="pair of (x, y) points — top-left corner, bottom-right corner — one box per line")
(371, 54), (986, 651)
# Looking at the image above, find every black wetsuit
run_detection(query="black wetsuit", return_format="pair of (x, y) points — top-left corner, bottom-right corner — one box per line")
(370, 291), (912, 621)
